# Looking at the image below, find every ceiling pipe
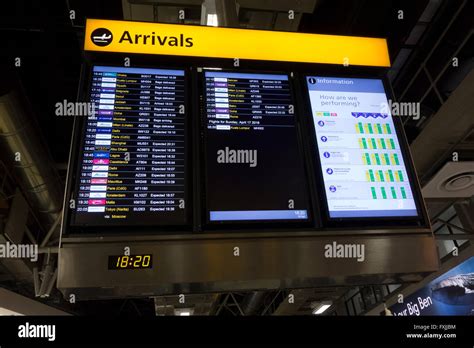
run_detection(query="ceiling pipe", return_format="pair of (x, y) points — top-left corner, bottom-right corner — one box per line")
(0, 69), (63, 232)
(241, 291), (266, 315)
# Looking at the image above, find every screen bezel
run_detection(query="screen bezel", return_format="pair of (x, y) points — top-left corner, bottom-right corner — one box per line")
(63, 63), (193, 235)
(298, 72), (429, 228)
(199, 68), (314, 229)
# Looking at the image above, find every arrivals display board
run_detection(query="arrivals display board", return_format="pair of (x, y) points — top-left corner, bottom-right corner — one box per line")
(203, 71), (309, 222)
(305, 76), (419, 219)
(72, 65), (187, 226)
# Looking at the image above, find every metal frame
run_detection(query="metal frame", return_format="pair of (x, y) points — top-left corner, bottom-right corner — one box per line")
(57, 232), (438, 300)
(213, 290), (288, 316)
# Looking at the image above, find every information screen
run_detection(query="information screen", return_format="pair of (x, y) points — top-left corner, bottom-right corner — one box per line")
(72, 66), (187, 226)
(204, 71), (309, 222)
(305, 76), (419, 218)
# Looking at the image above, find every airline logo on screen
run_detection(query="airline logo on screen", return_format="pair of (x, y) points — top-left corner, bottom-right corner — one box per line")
(84, 19), (391, 67)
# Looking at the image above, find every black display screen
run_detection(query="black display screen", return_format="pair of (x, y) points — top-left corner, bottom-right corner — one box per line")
(203, 71), (309, 223)
(72, 66), (187, 226)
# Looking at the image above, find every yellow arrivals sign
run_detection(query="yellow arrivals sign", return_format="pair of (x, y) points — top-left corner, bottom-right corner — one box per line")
(84, 18), (390, 67)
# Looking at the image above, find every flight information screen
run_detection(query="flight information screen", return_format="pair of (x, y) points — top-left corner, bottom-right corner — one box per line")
(305, 76), (419, 218)
(72, 66), (187, 226)
(203, 71), (309, 222)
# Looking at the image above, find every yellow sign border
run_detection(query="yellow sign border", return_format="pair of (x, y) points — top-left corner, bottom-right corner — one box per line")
(84, 18), (390, 67)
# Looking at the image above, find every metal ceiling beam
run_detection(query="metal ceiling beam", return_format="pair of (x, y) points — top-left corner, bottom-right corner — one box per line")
(398, 0), (467, 101)
(410, 69), (474, 182)
(0, 287), (70, 315)
(236, 0), (316, 13)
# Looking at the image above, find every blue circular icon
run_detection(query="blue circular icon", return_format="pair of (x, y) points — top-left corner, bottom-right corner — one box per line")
(321, 136), (327, 142)
(318, 121), (325, 127)
(326, 168), (333, 175)
(323, 152), (330, 158)
(329, 185), (336, 192)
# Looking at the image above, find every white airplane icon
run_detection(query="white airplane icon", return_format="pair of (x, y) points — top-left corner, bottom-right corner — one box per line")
(93, 33), (111, 42)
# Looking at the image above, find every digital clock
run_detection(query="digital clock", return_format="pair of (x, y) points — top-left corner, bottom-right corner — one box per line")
(108, 254), (152, 270)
